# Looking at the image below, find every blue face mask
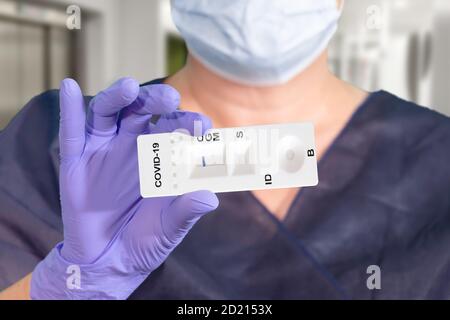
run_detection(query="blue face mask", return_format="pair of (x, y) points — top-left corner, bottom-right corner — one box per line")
(171, 0), (342, 86)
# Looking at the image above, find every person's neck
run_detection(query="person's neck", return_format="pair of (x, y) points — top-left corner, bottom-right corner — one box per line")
(166, 52), (354, 129)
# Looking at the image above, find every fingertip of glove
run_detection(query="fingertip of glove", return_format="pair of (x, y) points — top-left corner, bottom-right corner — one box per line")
(196, 114), (213, 135)
(141, 84), (180, 114)
(185, 190), (219, 212)
(60, 78), (81, 97)
(117, 77), (140, 103)
(160, 111), (212, 136)
(159, 84), (181, 107)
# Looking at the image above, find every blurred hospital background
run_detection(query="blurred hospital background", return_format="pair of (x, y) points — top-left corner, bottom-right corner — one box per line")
(0, 0), (450, 129)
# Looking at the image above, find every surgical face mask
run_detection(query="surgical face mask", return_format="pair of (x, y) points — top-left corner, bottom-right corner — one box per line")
(171, 0), (342, 86)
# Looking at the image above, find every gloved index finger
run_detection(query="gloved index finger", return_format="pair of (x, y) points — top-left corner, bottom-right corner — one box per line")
(87, 77), (140, 136)
(59, 78), (86, 160)
(119, 84), (180, 135)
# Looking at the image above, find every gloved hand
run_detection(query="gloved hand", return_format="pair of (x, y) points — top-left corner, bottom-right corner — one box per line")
(31, 78), (218, 300)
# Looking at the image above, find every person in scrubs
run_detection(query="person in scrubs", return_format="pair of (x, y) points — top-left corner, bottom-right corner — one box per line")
(1, 0), (450, 299)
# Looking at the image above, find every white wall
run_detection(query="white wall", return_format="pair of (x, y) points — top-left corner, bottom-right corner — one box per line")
(116, 0), (166, 84)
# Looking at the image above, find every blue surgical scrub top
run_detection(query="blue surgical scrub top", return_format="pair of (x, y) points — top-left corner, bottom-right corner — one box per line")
(1, 78), (450, 299)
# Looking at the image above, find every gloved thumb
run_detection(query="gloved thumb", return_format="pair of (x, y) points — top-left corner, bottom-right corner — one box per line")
(161, 190), (219, 245)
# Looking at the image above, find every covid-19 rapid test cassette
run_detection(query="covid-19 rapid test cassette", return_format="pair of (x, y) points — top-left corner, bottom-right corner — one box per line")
(137, 122), (319, 198)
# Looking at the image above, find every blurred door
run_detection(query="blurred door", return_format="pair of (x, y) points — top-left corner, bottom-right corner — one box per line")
(0, 18), (74, 129)
(20, 23), (46, 108)
(0, 19), (23, 129)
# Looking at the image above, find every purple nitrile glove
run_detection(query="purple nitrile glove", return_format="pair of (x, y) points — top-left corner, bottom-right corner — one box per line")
(31, 78), (218, 300)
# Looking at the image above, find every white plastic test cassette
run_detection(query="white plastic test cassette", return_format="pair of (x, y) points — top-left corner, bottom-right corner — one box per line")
(137, 122), (318, 198)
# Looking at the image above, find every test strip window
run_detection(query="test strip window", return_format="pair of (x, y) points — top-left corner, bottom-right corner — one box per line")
(137, 122), (318, 198)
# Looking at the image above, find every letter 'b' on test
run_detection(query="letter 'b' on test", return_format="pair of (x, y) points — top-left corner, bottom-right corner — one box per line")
(137, 122), (319, 197)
